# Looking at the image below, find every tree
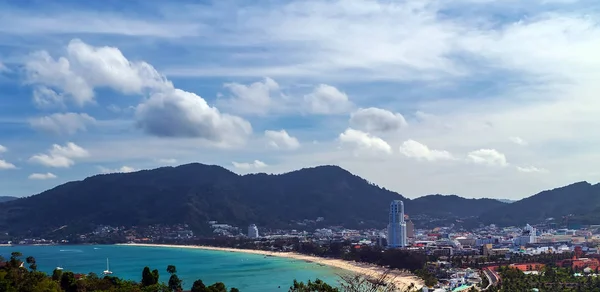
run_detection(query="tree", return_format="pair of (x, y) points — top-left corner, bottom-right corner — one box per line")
(207, 282), (227, 292)
(152, 269), (160, 284)
(52, 269), (63, 282)
(26, 256), (37, 271)
(230, 288), (240, 292)
(167, 265), (177, 275)
(142, 266), (154, 287)
(60, 271), (77, 292)
(168, 274), (183, 292)
(191, 279), (207, 292)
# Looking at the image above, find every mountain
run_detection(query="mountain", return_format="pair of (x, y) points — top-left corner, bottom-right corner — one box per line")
(496, 199), (516, 204)
(0, 196), (17, 203)
(0, 163), (502, 237)
(411, 195), (506, 217)
(483, 182), (600, 226)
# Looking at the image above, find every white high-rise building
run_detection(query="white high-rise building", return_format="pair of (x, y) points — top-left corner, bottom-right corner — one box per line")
(248, 224), (259, 238)
(387, 200), (407, 248)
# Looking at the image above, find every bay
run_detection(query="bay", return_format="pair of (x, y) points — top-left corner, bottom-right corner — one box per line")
(0, 245), (344, 291)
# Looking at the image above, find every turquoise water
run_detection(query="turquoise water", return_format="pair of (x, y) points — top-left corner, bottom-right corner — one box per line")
(0, 245), (344, 291)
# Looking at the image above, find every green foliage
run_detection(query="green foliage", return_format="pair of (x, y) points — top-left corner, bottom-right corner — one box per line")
(168, 274), (182, 291)
(191, 279), (207, 292)
(166, 265), (177, 275)
(290, 279), (340, 292)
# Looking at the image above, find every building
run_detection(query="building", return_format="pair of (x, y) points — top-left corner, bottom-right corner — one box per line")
(387, 200), (407, 248)
(248, 224), (259, 238)
(514, 224), (537, 246)
(405, 215), (415, 238)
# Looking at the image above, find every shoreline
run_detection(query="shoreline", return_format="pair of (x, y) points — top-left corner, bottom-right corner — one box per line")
(118, 243), (423, 289)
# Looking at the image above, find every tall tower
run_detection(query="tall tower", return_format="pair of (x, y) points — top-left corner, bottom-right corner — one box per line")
(387, 200), (407, 248)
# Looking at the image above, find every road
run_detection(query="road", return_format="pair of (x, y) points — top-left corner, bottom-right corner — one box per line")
(482, 268), (499, 290)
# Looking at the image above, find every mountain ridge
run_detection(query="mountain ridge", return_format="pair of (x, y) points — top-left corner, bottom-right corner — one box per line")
(1, 163), (597, 236)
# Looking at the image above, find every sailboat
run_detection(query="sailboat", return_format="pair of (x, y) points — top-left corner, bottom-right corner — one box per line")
(103, 258), (113, 275)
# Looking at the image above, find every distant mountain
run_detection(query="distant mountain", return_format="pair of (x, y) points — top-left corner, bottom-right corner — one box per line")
(0, 196), (17, 203)
(483, 182), (600, 226)
(411, 195), (506, 217)
(496, 199), (516, 204)
(0, 163), (504, 237)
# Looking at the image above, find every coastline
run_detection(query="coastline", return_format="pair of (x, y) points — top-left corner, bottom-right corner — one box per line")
(117, 243), (423, 289)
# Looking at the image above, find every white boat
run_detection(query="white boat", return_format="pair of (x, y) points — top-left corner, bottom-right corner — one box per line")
(56, 266), (63, 271)
(103, 258), (113, 275)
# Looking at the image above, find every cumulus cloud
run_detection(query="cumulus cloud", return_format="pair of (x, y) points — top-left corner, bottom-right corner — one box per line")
(26, 39), (252, 146)
(232, 160), (268, 169)
(24, 39), (168, 105)
(28, 172), (57, 180)
(29, 112), (96, 135)
(350, 107), (407, 132)
(467, 149), (508, 166)
(304, 84), (353, 114)
(339, 128), (392, 155)
(509, 136), (528, 146)
(219, 77), (281, 115)
(0, 160), (16, 170)
(135, 88), (252, 146)
(517, 166), (548, 173)
(265, 130), (300, 150)
(0, 145), (6, 153)
(98, 166), (137, 174)
(398, 140), (454, 161)
(29, 142), (89, 168)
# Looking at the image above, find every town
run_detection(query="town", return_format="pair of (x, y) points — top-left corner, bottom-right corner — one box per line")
(4, 199), (600, 291)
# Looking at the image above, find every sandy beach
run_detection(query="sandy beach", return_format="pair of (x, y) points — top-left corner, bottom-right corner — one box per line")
(119, 243), (423, 290)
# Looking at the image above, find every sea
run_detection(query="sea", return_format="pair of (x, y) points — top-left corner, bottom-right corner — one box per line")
(0, 245), (345, 291)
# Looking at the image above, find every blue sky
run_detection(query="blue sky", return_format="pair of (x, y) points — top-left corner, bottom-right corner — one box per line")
(1, 0), (599, 199)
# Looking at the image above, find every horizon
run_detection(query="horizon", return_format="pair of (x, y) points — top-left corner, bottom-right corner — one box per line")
(3, 161), (591, 201)
(1, 0), (599, 199)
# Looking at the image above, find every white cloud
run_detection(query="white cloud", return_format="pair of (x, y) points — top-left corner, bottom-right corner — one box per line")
(304, 84), (353, 114)
(398, 140), (454, 161)
(32, 86), (65, 109)
(0, 145), (6, 153)
(0, 160), (16, 170)
(29, 142), (89, 168)
(232, 160), (268, 169)
(28, 173), (57, 180)
(135, 88), (252, 146)
(219, 77), (281, 115)
(25, 39), (169, 106)
(25, 39), (252, 146)
(350, 107), (407, 132)
(467, 149), (508, 166)
(517, 166), (548, 173)
(157, 158), (177, 164)
(509, 136), (528, 146)
(265, 130), (300, 150)
(29, 112), (96, 135)
(98, 166), (137, 174)
(339, 128), (392, 155)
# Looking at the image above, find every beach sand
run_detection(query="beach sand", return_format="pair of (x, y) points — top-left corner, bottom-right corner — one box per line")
(119, 243), (423, 290)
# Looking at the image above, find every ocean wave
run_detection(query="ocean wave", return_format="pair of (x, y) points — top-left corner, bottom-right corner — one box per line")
(59, 249), (83, 253)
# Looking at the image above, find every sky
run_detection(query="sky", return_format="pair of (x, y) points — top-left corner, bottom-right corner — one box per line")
(0, 0), (599, 200)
